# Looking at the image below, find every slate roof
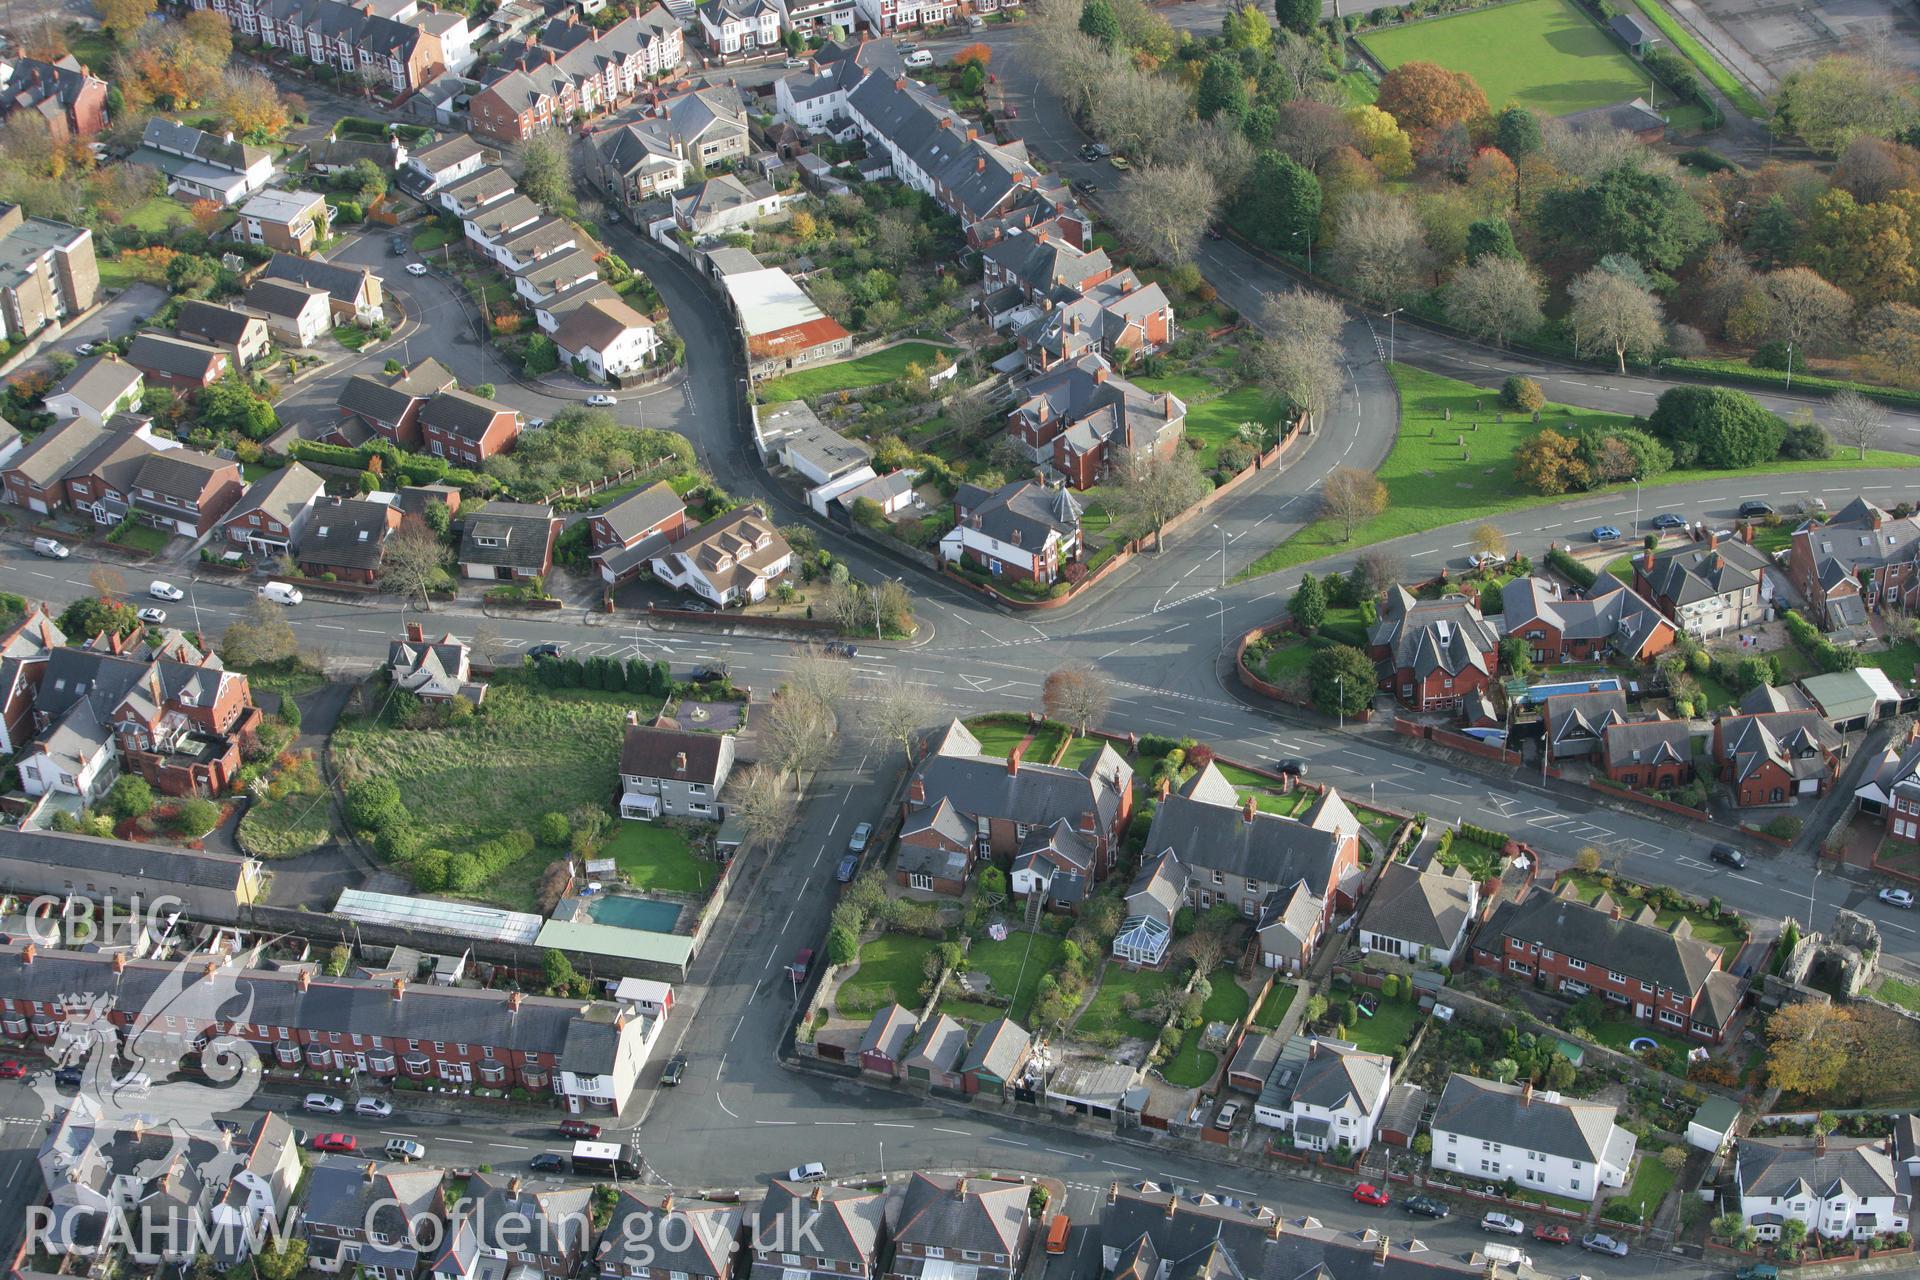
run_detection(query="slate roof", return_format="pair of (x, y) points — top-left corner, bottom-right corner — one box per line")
(952, 479), (1081, 550)
(861, 1003), (917, 1060)
(0, 827), (250, 893)
(459, 501), (554, 570)
(620, 721), (728, 785)
(599, 1193), (742, 1277)
(1361, 862), (1475, 951)
(895, 1172), (1026, 1256)
(50, 355), (142, 417)
(752, 1180), (884, 1267)
(1737, 1136), (1901, 1202)
(462, 1171), (594, 1260)
(175, 300), (268, 350)
(441, 164), (516, 214)
(1642, 539), (1771, 607)
(0, 56), (103, 126)
(1124, 849), (1184, 926)
(1433, 1073), (1623, 1164)
(912, 720), (1131, 841)
(421, 388), (511, 442)
(261, 253), (377, 307)
(410, 132), (486, 174)
(1603, 717), (1692, 770)
(1145, 766), (1350, 892)
(5, 415), (108, 487)
(595, 481), (684, 546)
(1370, 586), (1498, 679)
(219, 462), (324, 533)
(1484, 883), (1723, 995)
(1499, 573), (1671, 659)
(1546, 689), (1630, 748)
(1291, 1040), (1391, 1113)
(244, 277), (330, 321)
(960, 1017), (1030, 1081)
(1718, 710), (1846, 783)
(1010, 353), (1184, 464)
(304, 1158), (444, 1245)
(901, 1013), (969, 1077)
(900, 795), (971, 849)
(132, 446), (232, 502)
(301, 497), (397, 571)
(140, 117), (270, 173)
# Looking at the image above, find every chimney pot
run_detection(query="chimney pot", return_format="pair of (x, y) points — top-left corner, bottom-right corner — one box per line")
(1093, 366), (1108, 384)
(811, 1184), (825, 1205)
(1007, 744), (1023, 776)
(1242, 796), (1256, 823)
(365, 1160), (378, 1183)
(509, 990), (524, 1010)
(1166, 1195), (1178, 1219)
(113, 952), (126, 973)
(21, 944), (34, 965)
(674, 751), (688, 773)
(954, 1177), (967, 1199)
(1520, 1080), (1533, 1107)
(297, 969), (311, 991)
(509, 1175), (523, 1197)
(392, 977), (406, 1001)
(1708, 530), (1719, 550)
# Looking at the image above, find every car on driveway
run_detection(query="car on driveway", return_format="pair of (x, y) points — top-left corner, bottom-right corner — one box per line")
(848, 822), (873, 853)
(836, 853), (859, 883)
(530, 1152), (567, 1172)
(1591, 525), (1621, 542)
(149, 581), (184, 601)
(355, 1097), (393, 1118)
(1581, 1233), (1629, 1258)
(1739, 500), (1774, 518)
(1403, 1196), (1449, 1219)
(1480, 1213), (1525, 1236)
(587, 393), (617, 406)
(1533, 1224), (1572, 1245)
(1351, 1184), (1390, 1206)
(137, 607), (167, 625)
(310, 1133), (357, 1153)
(1652, 512), (1688, 529)
(1882, 888), (1916, 908)
(1710, 844), (1747, 869)
(661, 1054), (687, 1087)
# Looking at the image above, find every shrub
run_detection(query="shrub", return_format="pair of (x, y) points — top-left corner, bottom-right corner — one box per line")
(1501, 376), (1545, 412)
(345, 778), (404, 831)
(536, 811), (570, 846)
(174, 797), (221, 836)
(1763, 815), (1804, 840)
(105, 776), (155, 822)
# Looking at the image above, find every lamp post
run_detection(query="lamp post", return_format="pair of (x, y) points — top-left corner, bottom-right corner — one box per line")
(1784, 341), (1795, 392)
(1212, 523), (1226, 646)
(1335, 673), (1345, 732)
(1383, 307), (1404, 364)
(1292, 227), (1313, 274)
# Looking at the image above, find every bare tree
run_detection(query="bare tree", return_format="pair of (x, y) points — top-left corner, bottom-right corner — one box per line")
(1190, 121), (1256, 199)
(1183, 926), (1229, 975)
(1442, 256), (1544, 347)
(1319, 467), (1387, 541)
(863, 679), (935, 758)
(761, 688), (839, 779)
(1567, 267), (1664, 374)
(1353, 547), (1403, 599)
(469, 620), (503, 669)
(1082, 53), (1194, 163)
(1107, 450), (1211, 550)
(1270, 99), (1356, 171)
(1041, 665), (1113, 734)
(729, 764), (796, 852)
(1252, 290), (1347, 432)
(785, 643), (853, 711)
(1263, 288), (1346, 354)
(1829, 389), (1888, 460)
(377, 525), (451, 609)
(1271, 30), (1332, 99)
(1764, 266), (1854, 358)
(1331, 191), (1428, 307)
(221, 596), (298, 668)
(1470, 523), (1508, 561)
(87, 565), (125, 602)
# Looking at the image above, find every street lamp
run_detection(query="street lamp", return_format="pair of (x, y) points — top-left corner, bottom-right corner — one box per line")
(1291, 227), (1313, 274)
(1335, 673), (1346, 732)
(1784, 341), (1795, 393)
(1212, 523), (1226, 648)
(1382, 307), (1404, 364)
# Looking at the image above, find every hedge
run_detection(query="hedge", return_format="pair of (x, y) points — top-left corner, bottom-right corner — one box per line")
(1782, 608), (1858, 673)
(1661, 358), (1920, 408)
(1547, 547), (1597, 590)
(285, 439), (490, 492)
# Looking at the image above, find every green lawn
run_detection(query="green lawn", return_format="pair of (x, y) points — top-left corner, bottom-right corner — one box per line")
(1605, 1152), (1678, 1223)
(837, 935), (939, 1018)
(1354, 806), (1404, 839)
(1627, 0), (1765, 116)
(1252, 981), (1298, 1031)
(108, 522), (172, 553)
(964, 716), (1032, 759)
(755, 342), (954, 403)
(1875, 975), (1920, 1014)
(1057, 734), (1108, 769)
(1078, 964), (1183, 1040)
(1239, 365), (1919, 581)
(1163, 970), (1251, 1087)
(1587, 1017), (1693, 1057)
(1345, 995), (1422, 1056)
(1252, 790), (1314, 817)
(413, 223), (457, 252)
(1135, 378), (1283, 472)
(1436, 832), (1504, 880)
(1360, 0), (1653, 115)
(605, 822), (711, 893)
(332, 681), (663, 904)
(1855, 638), (1920, 678)
(956, 933), (1066, 1024)
(236, 778), (336, 859)
(122, 196), (191, 234)
(1561, 871), (1745, 951)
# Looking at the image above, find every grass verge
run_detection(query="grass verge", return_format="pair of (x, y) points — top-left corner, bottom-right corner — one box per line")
(1626, 0), (1765, 117)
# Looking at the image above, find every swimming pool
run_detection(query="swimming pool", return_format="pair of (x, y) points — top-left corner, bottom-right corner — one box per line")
(587, 896), (683, 933)
(1525, 676), (1623, 705)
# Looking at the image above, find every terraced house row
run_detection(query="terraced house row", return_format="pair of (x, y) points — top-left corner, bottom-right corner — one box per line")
(468, 8), (686, 143)
(191, 0), (479, 94)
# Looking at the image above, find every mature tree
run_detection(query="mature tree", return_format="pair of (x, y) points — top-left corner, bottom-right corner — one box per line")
(1442, 255), (1544, 348)
(1802, 188), (1918, 305)
(862, 678), (934, 757)
(1513, 428), (1591, 495)
(1042, 665), (1113, 733)
(1470, 523), (1508, 563)
(1773, 54), (1919, 156)
(1494, 105), (1541, 161)
(1273, 0), (1319, 35)
(1863, 301), (1920, 387)
(1290, 572), (1327, 635)
(1537, 165), (1711, 272)
(1196, 55), (1249, 121)
(1083, 59), (1193, 164)
(1577, 425), (1671, 480)
(1079, 0), (1121, 48)
(1270, 100), (1356, 172)
(873, 209), (920, 270)
(786, 644), (852, 711)
(218, 69), (289, 142)
(1828, 389), (1887, 460)
(198, 374), (277, 440)
(762, 688), (838, 778)
(181, 8), (233, 60)
(517, 131), (572, 212)
(1191, 119), (1256, 199)
(1464, 147), (1517, 214)
(221, 596), (298, 668)
(1319, 466), (1386, 540)
(255, 1240), (308, 1280)
(1765, 1001), (1854, 1098)
(1270, 30), (1329, 98)
(377, 525), (450, 609)
(1464, 217), (1521, 264)
(1331, 190), (1427, 306)
(1834, 135), (1920, 203)
(1253, 288), (1345, 431)
(730, 765), (796, 851)
(98, 0), (158, 45)
(1375, 61), (1488, 131)
(106, 775), (155, 821)
(1345, 104), (1413, 178)
(1110, 162), (1218, 265)
(1567, 266), (1664, 374)
(1648, 386), (1787, 469)
(1308, 644), (1375, 719)
(1353, 548), (1402, 600)
(1763, 266), (1853, 356)
(1239, 151), (1321, 251)
(1108, 450), (1210, 550)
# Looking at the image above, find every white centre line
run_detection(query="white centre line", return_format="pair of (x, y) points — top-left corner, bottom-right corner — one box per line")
(874, 1122), (913, 1129)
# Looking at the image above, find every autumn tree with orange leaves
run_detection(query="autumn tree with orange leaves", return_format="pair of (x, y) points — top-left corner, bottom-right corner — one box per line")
(1374, 60), (1489, 132)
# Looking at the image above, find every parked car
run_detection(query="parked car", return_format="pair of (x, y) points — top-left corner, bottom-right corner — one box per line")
(1739, 500), (1774, 518)
(1709, 844), (1747, 869)
(528, 642), (563, 661)
(1275, 759), (1307, 778)
(848, 822), (873, 854)
(32, 538), (69, 559)
(1045, 1214), (1071, 1255)
(1081, 142), (1111, 159)
(136, 608), (167, 625)
(405, 263), (428, 276)
(260, 581), (303, 606)
(587, 393), (617, 406)
(529, 1152), (567, 1172)
(354, 1097), (393, 1118)
(690, 664), (730, 682)
(1652, 512), (1688, 529)
(390, 237), (409, 255)
(1109, 155), (1131, 170)
(1883, 888), (1916, 908)
(76, 341), (97, 356)
(788, 947), (814, 981)
(661, 1054), (687, 1087)
(116, 1072), (151, 1095)
(1467, 551), (1507, 570)
(1734, 1266), (1780, 1280)
(1581, 1234), (1629, 1258)
(1590, 525), (1621, 542)
(1402, 1196), (1449, 1219)
(310, 1133), (357, 1153)
(783, 55), (807, 67)
(1351, 1184), (1390, 1207)
(1480, 1213), (1525, 1236)
(787, 1162), (828, 1182)
(903, 48), (933, 67)
(302, 1093), (344, 1114)
(384, 1138), (425, 1162)
(53, 1066), (83, 1088)
(557, 1119), (602, 1139)
(1533, 1224), (1572, 1245)
(836, 853), (859, 883)
(1213, 1102), (1240, 1130)
(0, 1060), (25, 1080)
(148, 581), (184, 601)
(527, 418), (546, 430)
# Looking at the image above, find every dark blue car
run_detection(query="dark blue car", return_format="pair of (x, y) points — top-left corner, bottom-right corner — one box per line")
(836, 853), (860, 883)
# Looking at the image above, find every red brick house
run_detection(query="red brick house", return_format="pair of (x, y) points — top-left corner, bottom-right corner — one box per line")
(1788, 496), (1920, 631)
(0, 609), (63, 756)
(588, 481), (688, 585)
(0, 56), (109, 142)
(123, 448), (246, 538)
(1498, 574), (1675, 665)
(419, 388), (521, 466)
(896, 797), (972, 896)
(125, 333), (230, 390)
(217, 462), (326, 558)
(1368, 586), (1501, 712)
(1712, 710), (1847, 806)
(1600, 717), (1695, 791)
(298, 496), (402, 584)
(1004, 354), (1185, 491)
(334, 357), (458, 450)
(1472, 881), (1744, 1042)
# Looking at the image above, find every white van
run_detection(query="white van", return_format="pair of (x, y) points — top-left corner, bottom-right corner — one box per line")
(32, 538), (68, 559)
(904, 48), (933, 68)
(115, 1072), (152, 1095)
(1481, 1245), (1530, 1269)
(260, 581), (303, 606)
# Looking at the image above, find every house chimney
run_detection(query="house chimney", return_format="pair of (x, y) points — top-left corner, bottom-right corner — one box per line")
(1641, 548), (1655, 573)
(1609, 902), (1622, 922)
(1242, 796), (1256, 823)
(976, 157), (985, 173)
(204, 961), (218, 979)
(674, 751), (688, 774)
(1079, 809), (1097, 834)
(113, 953), (126, 974)
(954, 1177), (967, 1199)
(1520, 1080), (1533, 1107)
(1107, 1182), (1119, 1204)
(1816, 1131), (1827, 1156)
(509, 1176), (523, 1197)
(1166, 1195), (1178, 1219)
(1093, 366), (1108, 385)
(392, 977), (406, 1001)
(406, 621), (424, 642)
(1373, 1235), (1389, 1267)
(1308, 1039), (1319, 1060)
(1743, 522), (1755, 544)
(811, 1184), (825, 1205)
(20, 944), (33, 965)
(1707, 530), (1719, 550)
(626, 709), (639, 726)
(509, 990), (524, 1011)
(297, 969), (310, 991)
(1157, 775), (1172, 800)
(364, 1160), (378, 1183)
(1007, 744), (1023, 776)
(908, 777), (926, 804)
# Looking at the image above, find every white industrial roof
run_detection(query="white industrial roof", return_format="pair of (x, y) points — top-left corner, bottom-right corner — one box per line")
(722, 267), (827, 337)
(333, 887), (544, 944)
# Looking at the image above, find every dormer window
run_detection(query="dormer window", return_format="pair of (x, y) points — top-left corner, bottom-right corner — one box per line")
(476, 534), (505, 548)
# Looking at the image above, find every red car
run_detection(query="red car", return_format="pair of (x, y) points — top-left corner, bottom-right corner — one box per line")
(558, 1119), (602, 1140)
(1533, 1224), (1572, 1245)
(0, 1060), (25, 1079)
(1352, 1184), (1391, 1206)
(310, 1133), (357, 1153)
